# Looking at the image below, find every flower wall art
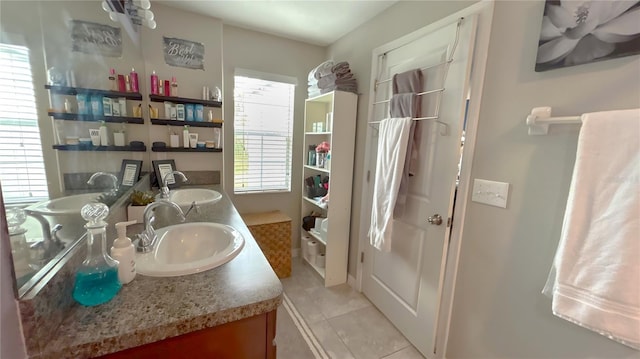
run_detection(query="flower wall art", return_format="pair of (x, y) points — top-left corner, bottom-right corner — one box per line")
(535, 1), (640, 72)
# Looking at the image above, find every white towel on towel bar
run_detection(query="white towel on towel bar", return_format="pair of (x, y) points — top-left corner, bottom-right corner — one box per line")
(543, 108), (640, 350)
(369, 117), (413, 252)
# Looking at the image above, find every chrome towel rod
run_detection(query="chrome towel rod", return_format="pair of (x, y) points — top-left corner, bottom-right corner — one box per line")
(527, 107), (582, 135)
(372, 88), (445, 105)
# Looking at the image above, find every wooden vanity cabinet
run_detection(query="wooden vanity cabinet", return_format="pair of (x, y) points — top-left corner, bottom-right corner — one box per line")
(97, 310), (277, 359)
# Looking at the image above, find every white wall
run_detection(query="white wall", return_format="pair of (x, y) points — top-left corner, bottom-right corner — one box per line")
(326, 0), (476, 276)
(446, 1), (640, 358)
(221, 25), (326, 246)
(141, 3), (224, 173)
(331, 0), (640, 357)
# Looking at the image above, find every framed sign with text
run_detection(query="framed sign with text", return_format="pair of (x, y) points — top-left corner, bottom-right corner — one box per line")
(71, 20), (122, 57)
(163, 36), (204, 70)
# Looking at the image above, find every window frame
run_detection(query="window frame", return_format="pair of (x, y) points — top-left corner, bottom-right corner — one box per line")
(232, 69), (297, 195)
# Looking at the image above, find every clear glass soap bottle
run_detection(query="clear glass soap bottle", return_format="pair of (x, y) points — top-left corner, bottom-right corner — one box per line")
(72, 203), (121, 306)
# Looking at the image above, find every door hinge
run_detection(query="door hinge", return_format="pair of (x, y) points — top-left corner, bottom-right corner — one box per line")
(447, 217), (452, 227)
(360, 252), (364, 263)
(366, 170), (370, 183)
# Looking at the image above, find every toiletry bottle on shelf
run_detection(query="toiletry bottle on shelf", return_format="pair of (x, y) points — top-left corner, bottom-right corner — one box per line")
(110, 220), (137, 284)
(207, 109), (213, 122)
(108, 68), (117, 91)
(99, 121), (109, 146)
(125, 75), (131, 92)
(150, 70), (158, 95)
(72, 203), (121, 306)
(171, 77), (178, 96)
(183, 125), (189, 148)
(164, 80), (171, 97)
(130, 68), (139, 92)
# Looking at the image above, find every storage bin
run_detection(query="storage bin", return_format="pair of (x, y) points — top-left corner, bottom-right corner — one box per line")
(241, 211), (291, 278)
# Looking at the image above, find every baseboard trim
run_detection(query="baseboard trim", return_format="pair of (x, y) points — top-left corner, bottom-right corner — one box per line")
(347, 274), (357, 290)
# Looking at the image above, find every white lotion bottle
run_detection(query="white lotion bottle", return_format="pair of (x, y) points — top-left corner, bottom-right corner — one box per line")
(110, 220), (137, 284)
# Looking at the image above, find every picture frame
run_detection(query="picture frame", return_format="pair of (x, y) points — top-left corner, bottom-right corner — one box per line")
(118, 159), (142, 188)
(152, 159), (177, 189)
(535, 1), (640, 72)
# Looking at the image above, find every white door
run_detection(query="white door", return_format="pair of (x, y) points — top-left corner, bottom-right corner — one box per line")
(362, 15), (477, 357)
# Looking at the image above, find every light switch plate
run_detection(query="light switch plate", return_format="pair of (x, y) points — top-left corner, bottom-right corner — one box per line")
(471, 179), (509, 208)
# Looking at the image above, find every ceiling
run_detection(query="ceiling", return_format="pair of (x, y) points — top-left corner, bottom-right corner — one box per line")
(159, 1), (398, 46)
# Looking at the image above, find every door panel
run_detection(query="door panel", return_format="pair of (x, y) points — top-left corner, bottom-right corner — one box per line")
(363, 16), (477, 357)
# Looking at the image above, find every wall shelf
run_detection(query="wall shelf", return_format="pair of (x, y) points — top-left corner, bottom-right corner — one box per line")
(150, 118), (222, 128)
(52, 144), (147, 152)
(45, 85), (142, 100)
(151, 146), (222, 152)
(48, 112), (144, 124)
(149, 94), (222, 107)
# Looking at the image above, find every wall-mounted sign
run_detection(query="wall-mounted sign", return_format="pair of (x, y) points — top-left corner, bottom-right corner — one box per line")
(71, 20), (122, 58)
(163, 36), (204, 70)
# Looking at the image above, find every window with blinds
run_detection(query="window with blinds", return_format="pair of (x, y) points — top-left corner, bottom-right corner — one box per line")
(0, 43), (49, 204)
(233, 74), (295, 194)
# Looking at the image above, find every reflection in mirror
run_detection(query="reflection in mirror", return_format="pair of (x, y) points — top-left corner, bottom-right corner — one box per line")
(0, 1), (150, 293)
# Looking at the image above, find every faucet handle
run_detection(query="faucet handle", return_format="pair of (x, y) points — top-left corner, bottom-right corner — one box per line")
(184, 201), (200, 217)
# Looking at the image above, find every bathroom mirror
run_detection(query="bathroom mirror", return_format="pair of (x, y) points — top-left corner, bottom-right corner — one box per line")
(0, 0), (151, 295)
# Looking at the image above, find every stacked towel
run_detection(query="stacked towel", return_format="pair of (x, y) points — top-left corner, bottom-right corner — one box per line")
(308, 60), (333, 98)
(308, 61), (357, 97)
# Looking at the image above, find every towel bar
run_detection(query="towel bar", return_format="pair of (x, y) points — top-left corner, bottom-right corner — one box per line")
(526, 107), (582, 135)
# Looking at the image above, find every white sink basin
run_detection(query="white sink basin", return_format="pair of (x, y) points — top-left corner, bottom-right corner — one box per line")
(25, 193), (100, 240)
(26, 193), (98, 215)
(160, 188), (222, 207)
(136, 222), (244, 277)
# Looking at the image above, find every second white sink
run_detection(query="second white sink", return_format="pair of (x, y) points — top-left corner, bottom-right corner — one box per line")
(136, 222), (244, 277)
(161, 188), (222, 207)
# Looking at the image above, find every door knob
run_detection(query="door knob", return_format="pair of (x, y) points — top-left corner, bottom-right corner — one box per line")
(427, 214), (443, 225)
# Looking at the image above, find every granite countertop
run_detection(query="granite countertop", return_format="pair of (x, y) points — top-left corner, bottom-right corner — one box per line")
(35, 185), (283, 359)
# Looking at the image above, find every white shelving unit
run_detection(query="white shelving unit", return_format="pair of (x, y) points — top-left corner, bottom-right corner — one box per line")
(301, 91), (357, 287)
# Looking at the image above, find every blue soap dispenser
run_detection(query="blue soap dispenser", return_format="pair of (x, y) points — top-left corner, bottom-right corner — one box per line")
(72, 203), (122, 306)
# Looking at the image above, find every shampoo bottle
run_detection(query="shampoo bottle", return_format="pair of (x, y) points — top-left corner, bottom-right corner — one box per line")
(130, 68), (139, 92)
(99, 121), (109, 146)
(108, 68), (117, 91)
(110, 220), (137, 284)
(72, 203), (121, 306)
(171, 77), (178, 96)
(183, 125), (189, 148)
(150, 70), (158, 95)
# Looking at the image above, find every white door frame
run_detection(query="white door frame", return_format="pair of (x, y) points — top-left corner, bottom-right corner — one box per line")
(355, 1), (495, 357)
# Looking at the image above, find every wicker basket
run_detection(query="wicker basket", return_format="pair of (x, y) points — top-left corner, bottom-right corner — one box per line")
(241, 211), (291, 278)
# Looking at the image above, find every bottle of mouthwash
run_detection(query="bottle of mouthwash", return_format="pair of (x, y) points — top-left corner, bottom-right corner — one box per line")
(72, 203), (121, 306)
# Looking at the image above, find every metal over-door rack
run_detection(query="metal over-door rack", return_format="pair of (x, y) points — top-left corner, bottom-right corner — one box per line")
(368, 17), (464, 128)
(526, 106), (583, 135)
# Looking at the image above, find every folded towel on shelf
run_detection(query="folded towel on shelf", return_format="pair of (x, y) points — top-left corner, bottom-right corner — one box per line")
(542, 108), (640, 350)
(317, 73), (354, 88)
(392, 69), (423, 95)
(369, 117), (413, 252)
(309, 60), (334, 82)
(320, 84), (357, 94)
(316, 61), (350, 79)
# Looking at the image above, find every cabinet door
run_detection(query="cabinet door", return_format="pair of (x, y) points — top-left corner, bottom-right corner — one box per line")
(98, 310), (276, 359)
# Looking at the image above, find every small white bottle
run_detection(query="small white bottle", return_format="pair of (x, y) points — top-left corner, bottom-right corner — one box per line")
(99, 121), (109, 146)
(183, 125), (189, 148)
(110, 220), (137, 284)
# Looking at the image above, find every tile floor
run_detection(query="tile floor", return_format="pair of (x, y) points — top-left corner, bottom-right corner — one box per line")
(279, 257), (425, 359)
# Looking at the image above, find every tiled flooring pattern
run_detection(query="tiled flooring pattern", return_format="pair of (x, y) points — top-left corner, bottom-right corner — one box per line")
(280, 257), (425, 359)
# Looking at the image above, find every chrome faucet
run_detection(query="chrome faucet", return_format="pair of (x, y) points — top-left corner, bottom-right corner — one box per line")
(87, 172), (119, 195)
(135, 201), (185, 253)
(23, 211), (65, 267)
(159, 170), (188, 200)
